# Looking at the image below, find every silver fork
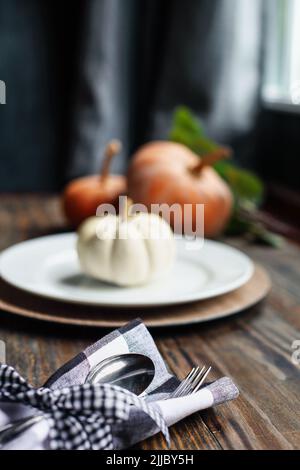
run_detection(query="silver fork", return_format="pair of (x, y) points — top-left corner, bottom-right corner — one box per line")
(169, 366), (211, 399)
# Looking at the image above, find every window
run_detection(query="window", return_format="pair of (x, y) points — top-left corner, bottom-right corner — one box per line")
(263, 0), (300, 112)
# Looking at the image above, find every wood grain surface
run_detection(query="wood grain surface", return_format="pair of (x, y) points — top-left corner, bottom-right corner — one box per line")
(0, 194), (300, 450)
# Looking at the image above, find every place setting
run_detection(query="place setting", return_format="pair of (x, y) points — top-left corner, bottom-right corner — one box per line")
(0, 319), (239, 450)
(0, 216), (270, 327)
(0, 140), (271, 450)
(0, 140), (271, 327)
(2, 0), (300, 456)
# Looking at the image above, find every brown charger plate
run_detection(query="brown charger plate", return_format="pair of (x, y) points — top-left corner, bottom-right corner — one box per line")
(0, 264), (271, 328)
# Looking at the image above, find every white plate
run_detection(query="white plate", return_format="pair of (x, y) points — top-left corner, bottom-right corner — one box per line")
(0, 234), (254, 308)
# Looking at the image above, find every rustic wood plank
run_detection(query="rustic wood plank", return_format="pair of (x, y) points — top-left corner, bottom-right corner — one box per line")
(0, 194), (300, 450)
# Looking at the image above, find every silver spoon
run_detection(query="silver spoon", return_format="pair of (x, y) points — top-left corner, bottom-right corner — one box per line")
(0, 353), (155, 448)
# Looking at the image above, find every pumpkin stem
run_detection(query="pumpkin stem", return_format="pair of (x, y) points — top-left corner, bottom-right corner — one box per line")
(100, 140), (122, 182)
(191, 146), (232, 176)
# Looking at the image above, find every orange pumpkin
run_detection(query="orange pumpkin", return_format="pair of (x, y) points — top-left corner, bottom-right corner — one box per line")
(127, 141), (233, 238)
(63, 140), (126, 227)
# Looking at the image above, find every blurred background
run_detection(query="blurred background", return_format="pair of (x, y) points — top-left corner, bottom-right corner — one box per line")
(0, 0), (299, 195)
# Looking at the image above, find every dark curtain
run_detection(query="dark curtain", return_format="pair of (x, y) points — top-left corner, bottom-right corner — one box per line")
(69, 0), (264, 178)
(0, 0), (264, 191)
(0, 0), (82, 191)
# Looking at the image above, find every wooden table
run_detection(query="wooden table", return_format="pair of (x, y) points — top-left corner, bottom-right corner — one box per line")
(0, 194), (300, 450)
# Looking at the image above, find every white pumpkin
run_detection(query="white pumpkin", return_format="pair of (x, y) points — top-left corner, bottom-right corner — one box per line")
(77, 210), (176, 287)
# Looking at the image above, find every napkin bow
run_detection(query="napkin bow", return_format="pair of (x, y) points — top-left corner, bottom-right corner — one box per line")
(0, 364), (169, 450)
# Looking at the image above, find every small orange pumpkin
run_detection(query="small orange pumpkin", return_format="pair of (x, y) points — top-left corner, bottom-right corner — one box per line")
(127, 141), (233, 238)
(63, 140), (126, 228)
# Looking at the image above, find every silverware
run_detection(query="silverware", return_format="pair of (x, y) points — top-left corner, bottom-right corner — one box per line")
(85, 353), (154, 396)
(169, 366), (211, 399)
(0, 353), (155, 448)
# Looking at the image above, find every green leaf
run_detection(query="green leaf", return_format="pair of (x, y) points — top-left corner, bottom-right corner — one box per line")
(171, 106), (205, 136)
(170, 106), (218, 155)
(214, 161), (264, 205)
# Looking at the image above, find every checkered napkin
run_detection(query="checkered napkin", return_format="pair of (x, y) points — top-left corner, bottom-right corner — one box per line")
(0, 320), (239, 450)
(44, 319), (177, 394)
(0, 365), (169, 450)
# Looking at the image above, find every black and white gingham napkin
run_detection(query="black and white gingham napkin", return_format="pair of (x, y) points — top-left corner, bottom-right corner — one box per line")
(0, 319), (239, 450)
(0, 363), (169, 450)
(0, 320), (177, 450)
(45, 319), (179, 449)
(45, 319), (177, 394)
